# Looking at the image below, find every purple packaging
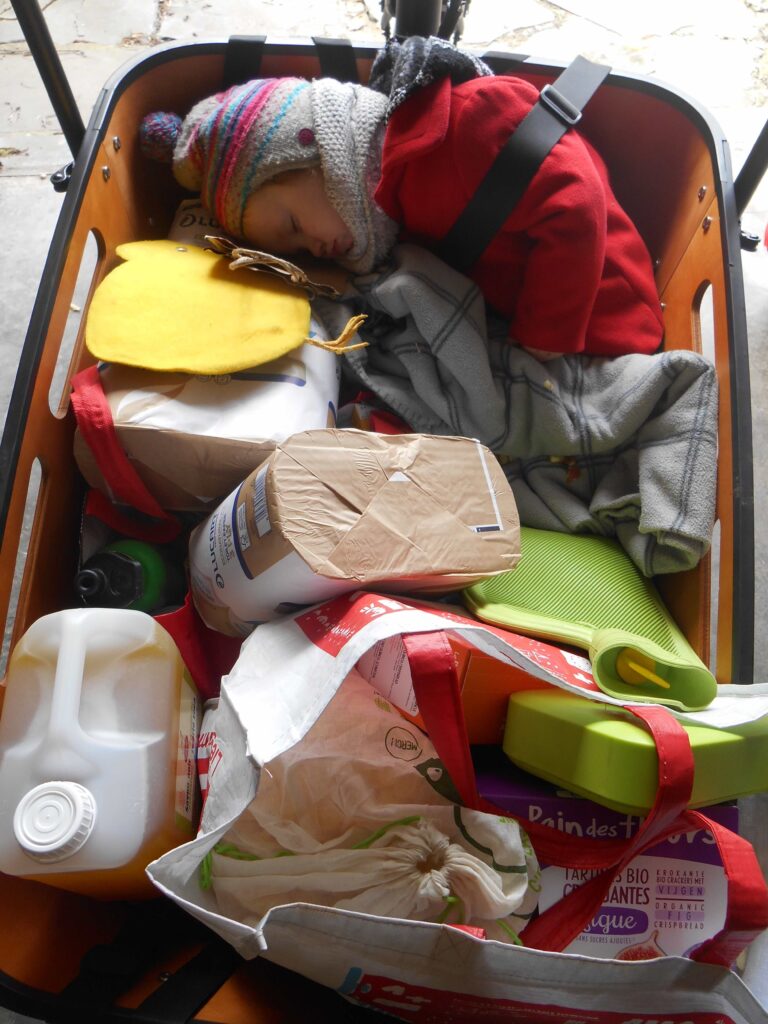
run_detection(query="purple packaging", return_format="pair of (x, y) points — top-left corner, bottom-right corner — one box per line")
(475, 748), (738, 960)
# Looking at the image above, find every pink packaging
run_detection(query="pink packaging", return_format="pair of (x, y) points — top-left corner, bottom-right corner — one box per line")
(197, 699), (222, 815)
(475, 747), (738, 960)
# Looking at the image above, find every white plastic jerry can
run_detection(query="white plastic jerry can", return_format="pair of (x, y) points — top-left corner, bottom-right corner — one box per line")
(0, 608), (202, 899)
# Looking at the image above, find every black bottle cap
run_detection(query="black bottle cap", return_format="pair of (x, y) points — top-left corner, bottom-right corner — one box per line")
(75, 552), (143, 608)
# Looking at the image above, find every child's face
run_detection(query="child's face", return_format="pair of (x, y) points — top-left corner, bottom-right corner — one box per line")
(241, 167), (354, 261)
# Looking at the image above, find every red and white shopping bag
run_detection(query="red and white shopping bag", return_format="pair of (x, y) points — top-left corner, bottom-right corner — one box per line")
(72, 366), (243, 700)
(148, 591), (768, 1024)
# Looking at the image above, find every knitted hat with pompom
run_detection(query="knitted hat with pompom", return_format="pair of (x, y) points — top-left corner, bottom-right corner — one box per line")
(139, 78), (320, 240)
(139, 76), (397, 273)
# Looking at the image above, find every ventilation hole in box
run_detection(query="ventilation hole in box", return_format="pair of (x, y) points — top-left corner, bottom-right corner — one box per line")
(0, 458), (42, 679)
(48, 231), (100, 417)
(694, 281), (715, 363)
(709, 517), (720, 674)
(694, 282), (719, 673)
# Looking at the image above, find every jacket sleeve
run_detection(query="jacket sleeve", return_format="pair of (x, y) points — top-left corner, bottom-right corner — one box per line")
(505, 131), (607, 354)
(450, 84), (609, 355)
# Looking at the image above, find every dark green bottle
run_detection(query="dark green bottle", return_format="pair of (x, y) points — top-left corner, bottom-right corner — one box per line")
(75, 539), (185, 614)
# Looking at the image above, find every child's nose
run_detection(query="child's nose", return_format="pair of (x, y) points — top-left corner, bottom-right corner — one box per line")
(307, 237), (326, 259)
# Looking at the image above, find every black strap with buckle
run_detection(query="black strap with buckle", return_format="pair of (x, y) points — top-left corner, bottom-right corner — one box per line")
(539, 81), (583, 126)
(436, 55), (611, 274)
(56, 900), (241, 1022)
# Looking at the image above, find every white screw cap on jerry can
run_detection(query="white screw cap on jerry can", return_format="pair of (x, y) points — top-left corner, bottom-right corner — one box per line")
(13, 781), (96, 863)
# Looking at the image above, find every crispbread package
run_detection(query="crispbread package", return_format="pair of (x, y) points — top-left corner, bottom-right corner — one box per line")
(167, 198), (222, 248)
(73, 328), (341, 511)
(188, 429), (521, 636)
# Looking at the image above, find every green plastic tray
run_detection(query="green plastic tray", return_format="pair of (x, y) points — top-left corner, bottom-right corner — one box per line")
(503, 690), (768, 815)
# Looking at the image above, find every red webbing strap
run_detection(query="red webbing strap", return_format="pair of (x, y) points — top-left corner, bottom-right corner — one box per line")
(402, 633), (690, 867)
(520, 704), (694, 952)
(156, 595), (243, 702)
(402, 632), (479, 808)
(684, 806), (768, 966)
(401, 632), (767, 960)
(84, 488), (180, 545)
(523, 801), (768, 963)
(71, 365), (180, 539)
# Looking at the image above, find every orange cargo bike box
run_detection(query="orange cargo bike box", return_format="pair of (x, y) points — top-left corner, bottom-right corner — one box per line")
(0, 1), (765, 1021)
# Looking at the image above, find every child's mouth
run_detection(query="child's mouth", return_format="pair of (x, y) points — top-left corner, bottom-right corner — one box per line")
(331, 238), (353, 258)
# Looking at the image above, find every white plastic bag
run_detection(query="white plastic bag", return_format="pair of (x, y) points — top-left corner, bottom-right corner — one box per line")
(207, 671), (538, 939)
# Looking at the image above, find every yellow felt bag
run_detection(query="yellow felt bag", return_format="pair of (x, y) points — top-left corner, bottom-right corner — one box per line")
(85, 239), (361, 374)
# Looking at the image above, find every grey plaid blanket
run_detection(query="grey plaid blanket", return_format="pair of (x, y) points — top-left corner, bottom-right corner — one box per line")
(317, 244), (718, 577)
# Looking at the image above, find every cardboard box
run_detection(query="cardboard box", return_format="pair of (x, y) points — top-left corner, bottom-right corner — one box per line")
(188, 429), (521, 636)
(73, 336), (341, 511)
(474, 747), (738, 961)
(458, 639), (555, 744)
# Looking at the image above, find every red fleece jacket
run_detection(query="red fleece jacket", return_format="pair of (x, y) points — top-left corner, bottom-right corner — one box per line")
(374, 76), (664, 357)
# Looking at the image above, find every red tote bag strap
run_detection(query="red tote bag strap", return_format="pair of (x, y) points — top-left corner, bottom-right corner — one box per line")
(402, 631), (480, 808)
(523, 795), (768, 963)
(156, 595), (243, 702)
(402, 633), (693, 868)
(71, 365), (181, 540)
(528, 708), (768, 962)
(684, 807), (768, 966)
(521, 703), (695, 952)
(401, 632), (767, 961)
(84, 488), (182, 545)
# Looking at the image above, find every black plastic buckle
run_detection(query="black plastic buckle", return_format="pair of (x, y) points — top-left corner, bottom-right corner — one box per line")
(539, 83), (582, 127)
(740, 229), (762, 252)
(50, 160), (73, 193)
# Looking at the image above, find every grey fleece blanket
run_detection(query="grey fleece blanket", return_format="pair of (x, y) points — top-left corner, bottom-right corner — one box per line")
(317, 244), (718, 578)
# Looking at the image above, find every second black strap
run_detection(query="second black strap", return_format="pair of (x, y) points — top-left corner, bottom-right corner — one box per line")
(312, 37), (360, 82)
(223, 35), (266, 89)
(436, 55), (611, 274)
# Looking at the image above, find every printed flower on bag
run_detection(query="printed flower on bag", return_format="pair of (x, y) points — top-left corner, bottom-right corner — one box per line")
(360, 601), (389, 617)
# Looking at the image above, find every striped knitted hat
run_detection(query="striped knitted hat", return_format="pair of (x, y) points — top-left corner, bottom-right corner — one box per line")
(140, 78), (320, 239)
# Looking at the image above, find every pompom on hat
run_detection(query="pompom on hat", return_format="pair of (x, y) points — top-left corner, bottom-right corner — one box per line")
(140, 78), (320, 239)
